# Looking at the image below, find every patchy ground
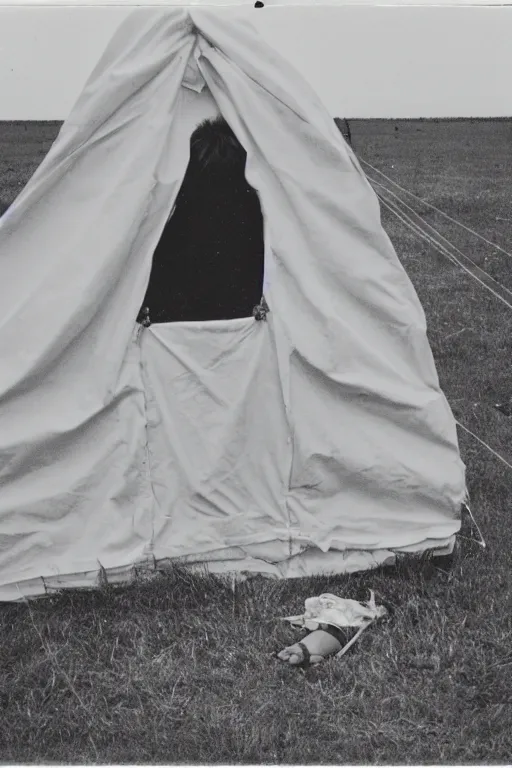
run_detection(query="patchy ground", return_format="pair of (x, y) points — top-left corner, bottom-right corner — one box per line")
(0, 118), (511, 764)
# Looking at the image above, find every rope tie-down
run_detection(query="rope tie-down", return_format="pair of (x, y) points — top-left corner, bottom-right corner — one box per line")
(253, 295), (270, 322)
(137, 306), (152, 328)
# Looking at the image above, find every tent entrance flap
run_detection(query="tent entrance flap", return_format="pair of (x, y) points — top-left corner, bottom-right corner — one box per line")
(141, 317), (293, 562)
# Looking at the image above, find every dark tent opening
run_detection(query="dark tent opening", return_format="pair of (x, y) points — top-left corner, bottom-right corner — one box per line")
(139, 117), (265, 324)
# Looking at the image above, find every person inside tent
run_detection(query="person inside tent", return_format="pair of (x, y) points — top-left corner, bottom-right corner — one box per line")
(137, 115), (266, 325)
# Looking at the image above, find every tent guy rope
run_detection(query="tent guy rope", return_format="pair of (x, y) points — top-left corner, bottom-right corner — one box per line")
(456, 421), (512, 473)
(369, 177), (512, 301)
(375, 193), (512, 313)
(360, 158), (512, 261)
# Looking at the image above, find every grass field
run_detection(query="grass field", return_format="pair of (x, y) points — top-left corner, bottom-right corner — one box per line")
(0, 118), (511, 764)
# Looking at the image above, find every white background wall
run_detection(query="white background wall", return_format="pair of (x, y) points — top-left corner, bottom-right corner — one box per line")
(0, 1), (511, 120)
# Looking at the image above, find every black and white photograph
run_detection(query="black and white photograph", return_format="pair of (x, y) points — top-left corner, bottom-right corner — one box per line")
(0, 0), (510, 763)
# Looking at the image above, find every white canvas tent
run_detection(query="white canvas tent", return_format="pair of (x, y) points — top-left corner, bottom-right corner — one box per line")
(0, 7), (466, 601)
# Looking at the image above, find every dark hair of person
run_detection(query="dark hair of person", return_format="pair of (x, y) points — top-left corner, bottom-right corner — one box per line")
(189, 116), (247, 172)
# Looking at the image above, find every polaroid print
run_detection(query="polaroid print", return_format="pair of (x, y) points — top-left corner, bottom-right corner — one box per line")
(0, 0), (510, 763)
